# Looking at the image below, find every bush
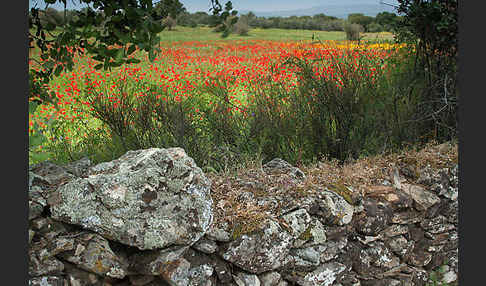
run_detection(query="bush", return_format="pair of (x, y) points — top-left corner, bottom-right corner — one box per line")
(344, 22), (364, 41)
(367, 22), (383, 33)
(233, 16), (250, 36)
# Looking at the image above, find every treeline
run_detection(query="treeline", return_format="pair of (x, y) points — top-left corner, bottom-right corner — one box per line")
(177, 11), (401, 33)
(32, 6), (401, 34)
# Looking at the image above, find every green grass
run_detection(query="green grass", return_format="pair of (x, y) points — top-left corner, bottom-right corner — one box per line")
(157, 25), (395, 43)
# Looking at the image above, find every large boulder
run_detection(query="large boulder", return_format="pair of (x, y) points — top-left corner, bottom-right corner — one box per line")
(49, 148), (213, 250)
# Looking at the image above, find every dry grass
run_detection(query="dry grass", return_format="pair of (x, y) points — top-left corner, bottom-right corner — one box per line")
(207, 141), (458, 235)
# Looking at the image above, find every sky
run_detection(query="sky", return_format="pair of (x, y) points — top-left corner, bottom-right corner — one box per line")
(29, 0), (400, 14)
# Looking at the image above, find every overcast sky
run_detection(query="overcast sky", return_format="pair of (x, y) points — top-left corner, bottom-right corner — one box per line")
(29, 0), (400, 13)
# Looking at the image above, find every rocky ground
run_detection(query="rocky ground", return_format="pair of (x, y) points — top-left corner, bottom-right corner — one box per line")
(28, 141), (458, 286)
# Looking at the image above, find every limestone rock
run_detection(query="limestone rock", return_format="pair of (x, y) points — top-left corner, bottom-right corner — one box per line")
(57, 232), (128, 279)
(258, 271), (282, 286)
(50, 148), (213, 250)
(400, 183), (440, 211)
(293, 218), (326, 248)
(233, 271), (261, 286)
(284, 262), (346, 286)
(29, 161), (76, 189)
(64, 262), (103, 285)
(307, 191), (354, 226)
(29, 276), (65, 286)
(281, 209), (311, 238)
(286, 246), (322, 270)
(219, 219), (294, 274)
(353, 241), (400, 277)
(193, 237), (218, 254)
(130, 247), (214, 286)
(354, 200), (391, 236)
(64, 157), (92, 177)
(263, 158), (305, 180)
(206, 224), (232, 242)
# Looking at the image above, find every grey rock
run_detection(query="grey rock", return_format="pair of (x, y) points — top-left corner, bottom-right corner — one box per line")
(64, 262), (102, 286)
(129, 245), (189, 276)
(193, 238), (218, 254)
(263, 158), (305, 180)
(354, 200), (391, 236)
(50, 148), (213, 250)
(219, 219), (294, 274)
(353, 241), (400, 277)
(64, 157), (91, 177)
(386, 235), (413, 257)
(320, 238), (347, 263)
(293, 218), (326, 248)
(29, 276), (65, 286)
(442, 270), (457, 284)
(57, 232), (128, 279)
(420, 216), (455, 234)
(286, 246), (322, 270)
(381, 225), (408, 238)
(284, 262), (346, 286)
(233, 271), (261, 286)
(206, 224), (232, 242)
(308, 191), (354, 226)
(258, 271), (281, 286)
(30, 161), (76, 187)
(390, 211), (422, 225)
(281, 209), (311, 238)
(29, 200), (44, 221)
(400, 183), (440, 211)
(130, 247), (214, 286)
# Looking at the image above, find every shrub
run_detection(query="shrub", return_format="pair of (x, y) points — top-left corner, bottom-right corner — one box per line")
(344, 22), (364, 41)
(233, 15), (250, 36)
(367, 22), (383, 33)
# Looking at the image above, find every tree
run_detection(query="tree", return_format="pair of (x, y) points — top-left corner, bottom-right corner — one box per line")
(375, 11), (398, 31)
(394, 0), (458, 141)
(28, 0), (233, 104)
(347, 13), (374, 32)
(154, 0), (186, 19)
(209, 1), (238, 37)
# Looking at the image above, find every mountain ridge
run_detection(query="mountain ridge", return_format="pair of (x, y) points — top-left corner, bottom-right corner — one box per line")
(238, 3), (398, 19)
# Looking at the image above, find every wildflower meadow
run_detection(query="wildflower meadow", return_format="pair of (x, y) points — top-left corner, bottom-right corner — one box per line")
(28, 29), (451, 171)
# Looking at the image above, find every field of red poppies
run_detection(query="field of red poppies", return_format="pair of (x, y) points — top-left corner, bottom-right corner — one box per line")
(29, 38), (415, 168)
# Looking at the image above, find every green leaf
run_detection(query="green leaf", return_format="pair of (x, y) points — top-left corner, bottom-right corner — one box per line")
(94, 64), (104, 70)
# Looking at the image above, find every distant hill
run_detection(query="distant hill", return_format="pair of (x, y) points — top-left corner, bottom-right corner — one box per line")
(238, 3), (398, 19)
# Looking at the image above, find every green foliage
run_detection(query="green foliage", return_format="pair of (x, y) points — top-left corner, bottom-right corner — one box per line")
(375, 11), (399, 31)
(394, 0), (458, 142)
(154, 0), (186, 19)
(367, 22), (384, 33)
(210, 1), (238, 37)
(347, 13), (374, 32)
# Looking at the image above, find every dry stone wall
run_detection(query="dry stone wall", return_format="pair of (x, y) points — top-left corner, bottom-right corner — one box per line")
(28, 148), (458, 286)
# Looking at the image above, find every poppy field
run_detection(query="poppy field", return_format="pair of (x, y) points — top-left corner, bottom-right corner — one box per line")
(29, 32), (425, 170)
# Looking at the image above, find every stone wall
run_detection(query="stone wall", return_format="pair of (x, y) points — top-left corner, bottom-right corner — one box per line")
(28, 147), (458, 286)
